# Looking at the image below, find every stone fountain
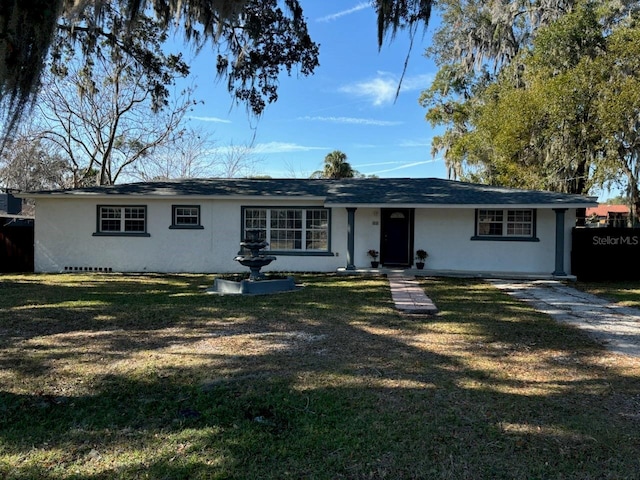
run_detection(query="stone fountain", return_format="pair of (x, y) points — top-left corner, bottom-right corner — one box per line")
(207, 229), (298, 295)
(234, 229), (276, 280)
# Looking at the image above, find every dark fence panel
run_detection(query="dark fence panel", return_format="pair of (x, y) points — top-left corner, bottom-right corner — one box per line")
(572, 227), (640, 281)
(0, 222), (34, 272)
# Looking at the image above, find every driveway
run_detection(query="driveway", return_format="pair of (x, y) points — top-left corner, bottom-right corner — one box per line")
(488, 280), (640, 357)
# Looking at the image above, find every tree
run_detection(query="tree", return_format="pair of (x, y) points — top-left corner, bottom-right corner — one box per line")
(0, 129), (70, 190)
(311, 151), (357, 179)
(33, 7), (194, 186)
(422, 64), (482, 180)
(593, 25), (640, 223)
(428, 0), (582, 74)
(450, 1), (606, 194)
(213, 142), (263, 179)
(422, 0), (582, 184)
(423, 0), (640, 198)
(0, 1), (433, 141)
(128, 127), (217, 181)
(131, 136), (264, 181)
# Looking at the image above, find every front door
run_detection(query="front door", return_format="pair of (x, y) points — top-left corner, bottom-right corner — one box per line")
(380, 209), (413, 267)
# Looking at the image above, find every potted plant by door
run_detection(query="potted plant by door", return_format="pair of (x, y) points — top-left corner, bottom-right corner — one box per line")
(415, 249), (428, 269)
(367, 249), (380, 268)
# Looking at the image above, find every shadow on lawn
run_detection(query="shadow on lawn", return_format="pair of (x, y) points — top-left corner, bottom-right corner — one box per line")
(1, 275), (639, 479)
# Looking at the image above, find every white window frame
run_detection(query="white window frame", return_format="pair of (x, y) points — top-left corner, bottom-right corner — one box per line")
(171, 205), (203, 229)
(96, 205), (148, 235)
(476, 208), (535, 239)
(242, 207), (330, 252)
(506, 209), (534, 236)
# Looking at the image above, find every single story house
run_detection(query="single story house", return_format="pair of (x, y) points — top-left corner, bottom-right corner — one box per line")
(20, 177), (596, 276)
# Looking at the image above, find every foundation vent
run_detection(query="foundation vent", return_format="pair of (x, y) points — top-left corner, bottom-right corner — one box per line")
(64, 266), (113, 273)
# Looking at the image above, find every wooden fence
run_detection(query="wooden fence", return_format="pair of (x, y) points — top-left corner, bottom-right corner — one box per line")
(0, 220), (34, 272)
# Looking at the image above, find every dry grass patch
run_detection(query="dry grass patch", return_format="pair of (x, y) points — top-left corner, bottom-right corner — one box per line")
(0, 273), (639, 479)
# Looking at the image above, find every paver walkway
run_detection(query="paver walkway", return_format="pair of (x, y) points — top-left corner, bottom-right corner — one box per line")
(489, 279), (640, 357)
(388, 274), (438, 315)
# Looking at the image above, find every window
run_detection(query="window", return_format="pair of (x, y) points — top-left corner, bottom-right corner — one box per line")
(477, 209), (504, 236)
(270, 209), (302, 250)
(306, 209), (329, 250)
(243, 207), (329, 252)
(171, 205), (203, 229)
(507, 209), (533, 236)
(96, 205), (148, 235)
(475, 209), (536, 240)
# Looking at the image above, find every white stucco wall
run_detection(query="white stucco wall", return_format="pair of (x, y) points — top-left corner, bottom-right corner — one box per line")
(33, 197), (576, 275)
(412, 208), (573, 274)
(34, 198), (347, 273)
(354, 208), (381, 267)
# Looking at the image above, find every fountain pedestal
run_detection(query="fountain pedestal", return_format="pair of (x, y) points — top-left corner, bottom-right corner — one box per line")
(234, 234), (276, 281)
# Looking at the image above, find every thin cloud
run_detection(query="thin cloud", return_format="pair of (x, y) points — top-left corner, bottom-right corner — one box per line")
(398, 139), (432, 148)
(190, 115), (232, 124)
(354, 161), (406, 168)
(339, 72), (434, 106)
(317, 2), (371, 22)
(369, 158), (441, 175)
(352, 143), (379, 148)
(253, 142), (328, 154)
(298, 116), (402, 127)
(207, 142), (326, 156)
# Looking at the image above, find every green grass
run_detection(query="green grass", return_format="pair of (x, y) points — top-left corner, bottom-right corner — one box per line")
(576, 280), (640, 308)
(1, 273), (639, 479)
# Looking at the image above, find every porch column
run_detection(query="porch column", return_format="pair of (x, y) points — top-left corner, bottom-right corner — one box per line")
(553, 208), (568, 276)
(346, 207), (357, 270)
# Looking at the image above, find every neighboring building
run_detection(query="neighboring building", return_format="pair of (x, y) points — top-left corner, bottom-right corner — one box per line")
(0, 190), (22, 216)
(586, 204), (630, 228)
(19, 178), (596, 277)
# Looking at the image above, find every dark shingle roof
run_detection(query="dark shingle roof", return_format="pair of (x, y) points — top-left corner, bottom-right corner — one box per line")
(25, 178), (330, 198)
(325, 178), (596, 206)
(23, 177), (596, 207)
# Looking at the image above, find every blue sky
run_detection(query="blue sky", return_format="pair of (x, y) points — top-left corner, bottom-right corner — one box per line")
(178, 1), (444, 179)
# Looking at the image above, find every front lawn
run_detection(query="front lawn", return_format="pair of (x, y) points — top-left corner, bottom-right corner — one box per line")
(1, 274), (639, 479)
(577, 280), (640, 308)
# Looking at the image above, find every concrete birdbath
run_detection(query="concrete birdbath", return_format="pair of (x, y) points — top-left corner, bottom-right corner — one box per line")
(207, 229), (298, 295)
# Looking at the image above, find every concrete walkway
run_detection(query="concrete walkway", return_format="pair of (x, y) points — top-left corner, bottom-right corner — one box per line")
(489, 280), (640, 358)
(388, 274), (438, 315)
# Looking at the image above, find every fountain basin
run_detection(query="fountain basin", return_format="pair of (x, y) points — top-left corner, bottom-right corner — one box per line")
(234, 255), (276, 281)
(207, 276), (297, 295)
(234, 255), (276, 267)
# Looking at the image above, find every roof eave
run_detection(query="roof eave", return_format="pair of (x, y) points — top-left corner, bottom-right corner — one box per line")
(20, 193), (327, 202)
(1, 213), (34, 220)
(325, 202), (598, 209)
